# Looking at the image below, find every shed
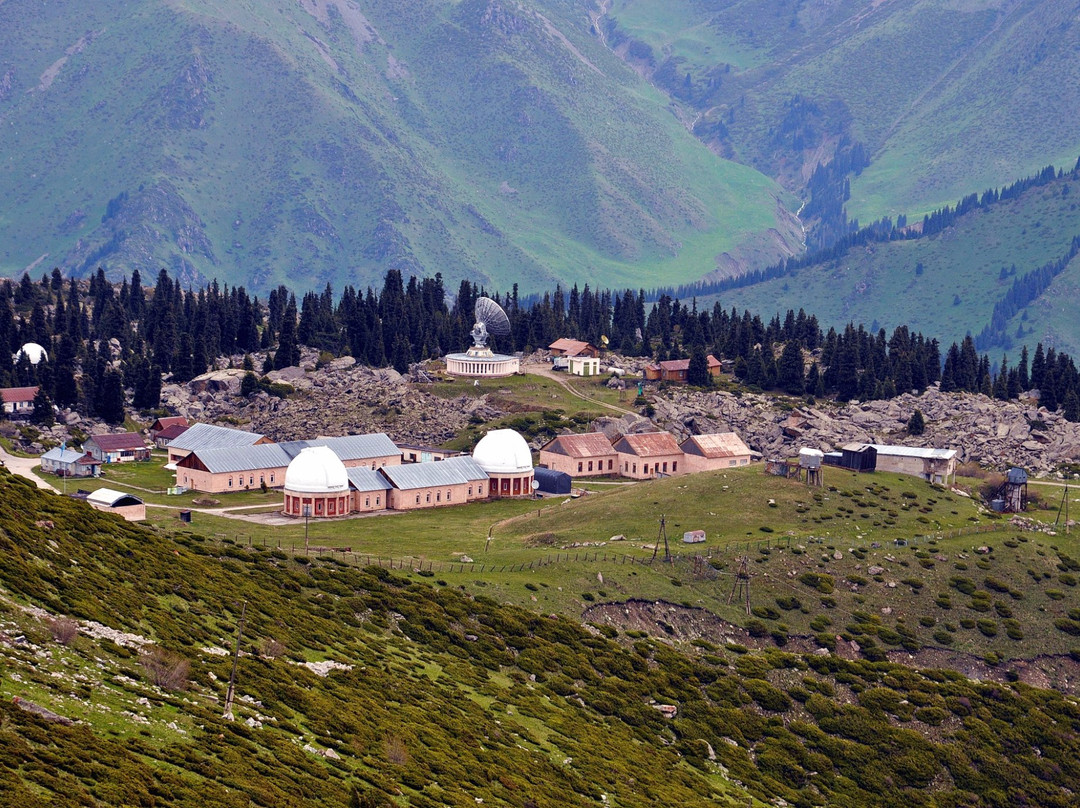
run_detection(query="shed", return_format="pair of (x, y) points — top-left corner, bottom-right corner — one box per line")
(839, 443), (877, 472)
(533, 466), (572, 495)
(84, 488), (146, 521)
(798, 448), (824, 469)
(682, 530), (706, 544)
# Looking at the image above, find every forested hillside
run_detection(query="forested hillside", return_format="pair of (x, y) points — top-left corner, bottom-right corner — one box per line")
(3, 267), (1079, 432)
(676, 161), (1080, 358)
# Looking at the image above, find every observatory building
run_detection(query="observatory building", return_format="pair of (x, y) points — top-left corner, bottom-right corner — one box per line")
(445, 297), (520, 377)
(473, 428), (534, 497)
(282, 446), (352, 518)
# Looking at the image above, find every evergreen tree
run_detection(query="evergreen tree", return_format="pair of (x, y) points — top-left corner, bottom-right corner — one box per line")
(777, 340), (805, 395)
(97, 369), (125, 425)
(907, 409), (925, 436)
(686, 346), (711, 387)
(240, 371), (259, 398)
(274, 296), (300, 370)
(1064, 389), (1080, 423)
(30, 386), (54, 427)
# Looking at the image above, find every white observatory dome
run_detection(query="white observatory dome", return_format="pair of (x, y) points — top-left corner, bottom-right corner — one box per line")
(14, 342), (48, 365)
(472, 429), (533, 474)
(284, 446), (348, 493)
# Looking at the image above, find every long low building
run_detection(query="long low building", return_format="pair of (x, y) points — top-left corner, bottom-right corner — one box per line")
(175, 432), (403, 494)
(281, 430), (535, 518)
(871, 444), (958, 485)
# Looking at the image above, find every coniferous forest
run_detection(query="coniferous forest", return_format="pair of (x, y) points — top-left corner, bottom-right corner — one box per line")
(3, 267), (1079, 426)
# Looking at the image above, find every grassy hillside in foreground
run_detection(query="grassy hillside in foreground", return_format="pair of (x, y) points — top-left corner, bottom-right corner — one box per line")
(705, 168), (1080, 355)
(0, 0), (799, 295)
(3, 470), (1080, 806)
(605, 0), (1080, 223)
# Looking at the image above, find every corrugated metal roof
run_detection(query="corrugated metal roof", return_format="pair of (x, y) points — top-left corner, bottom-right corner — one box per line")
(88, 432), (149, 451)
(41, 448), (85, 463)
(311, 433), (400, 461)
(168, 422), (265, 452)
(347, 467), (392, 492)
(86, 488), (142, 507)
(870, 444), (956, 460)
(681, 433), (750, 458)
(549, 338), (594, 355)
(184, 444), (293, 474)
(541, 433), (615, 458)
(380, 456), (489, 490)
(613, 432), (682, 457)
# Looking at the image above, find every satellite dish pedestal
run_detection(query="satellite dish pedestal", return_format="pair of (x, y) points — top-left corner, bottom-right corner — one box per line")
(445, 297), (520, 378)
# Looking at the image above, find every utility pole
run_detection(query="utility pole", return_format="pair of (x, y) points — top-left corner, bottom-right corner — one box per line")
(222, 601), (247, 721)
(727, 557), (752, 615)
(651, 513), (671, 564)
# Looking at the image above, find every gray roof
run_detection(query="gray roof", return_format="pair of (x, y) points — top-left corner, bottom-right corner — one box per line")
(311, 433), (400, 461)
(347, 467), (392, 492)
(185, 444), (293, 474)
(870, 444), (956, 460)
(167, 422), (265, 452)
(380, 456), (489, 490)
(41, 448), (85, 463)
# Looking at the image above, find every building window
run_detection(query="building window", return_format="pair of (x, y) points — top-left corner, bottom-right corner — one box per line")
(588, 461), (593, 472)
(416, 494), (421, 504)
(447, 490), (452, 501)
(578, 462), (583, 472)
(376, 496), (380, 506)
(316, 499), (323, 514)
(249, 475), (254, 487)
(329, 499), (336, 515)
(270, 473), (275, 483)
(426, 493), (431, 503)
(643, 464), (649, 475)
(729, 460), (736, 467)
(632, 463), (637, 474)
(468, 486), (472, 496)
(672, 461), (677, 472)
(662, 462), (668, 473)
(365, 497), (370, 507)
(608, 459), (612, 470)
(436, 492), (441, 502)
(228, 477), (233, 487)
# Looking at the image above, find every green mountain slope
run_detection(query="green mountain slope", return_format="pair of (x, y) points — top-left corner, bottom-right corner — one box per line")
(0, 0), (800, 295)
(3, 470), (1080, 806)
(706, 166), (1080, 356)
(604, 0), (1080, 223)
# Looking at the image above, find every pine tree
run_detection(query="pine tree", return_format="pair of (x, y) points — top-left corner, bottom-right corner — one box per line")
(777, 340), (805, 395)
(686, 346), (712, 387)
(30, 386), (54, 427)
(907, 409), (926, 436)
(97, 370), (125, 425)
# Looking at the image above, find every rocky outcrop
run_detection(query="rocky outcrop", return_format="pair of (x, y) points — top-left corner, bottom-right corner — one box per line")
(650, 387), (1080, 476)
(158, 350), (503, 444)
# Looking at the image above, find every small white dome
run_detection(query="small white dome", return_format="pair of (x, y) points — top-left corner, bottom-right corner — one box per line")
(14, 342), (48, 365)
(472, 429), (533, 474)
(284, 446), (348, 493)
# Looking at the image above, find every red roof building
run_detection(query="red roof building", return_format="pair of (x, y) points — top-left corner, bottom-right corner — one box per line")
(538, 433), (618, 477)
(612, 432), (685, 479)
(679, 433), (752, 472)
(84, 432), (152, 463)
(0, 386), (38, 414)
(149, 416), (189, 440)
(153, 423), (190, 448)
(548, 338), (599, 358)
(644, 355), (721, 383)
